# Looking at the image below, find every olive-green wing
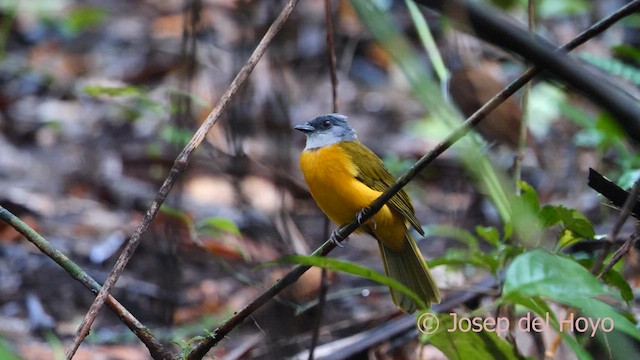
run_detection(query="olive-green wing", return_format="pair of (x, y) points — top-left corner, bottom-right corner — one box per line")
(341, 141), (425, 235)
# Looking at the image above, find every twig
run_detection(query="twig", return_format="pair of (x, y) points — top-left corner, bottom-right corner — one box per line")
(186, 2), (640, 357)
(309, 2), (339, 358)
(415, 0), (640, 143)
(591, 176), (640, 276)
(308, 219), (330, 360)
(513, 0), (536, 192)
(597, 171), (640, 278)
(0, 205), (174, 359)
(64, 0), (302, 358)
(600, 229), (640, 278)
(325, 0), (339, 114)
(548, 167), (640, 358)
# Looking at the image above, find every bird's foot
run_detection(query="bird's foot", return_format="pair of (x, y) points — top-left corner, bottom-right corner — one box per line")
(330, 229), (346, 247)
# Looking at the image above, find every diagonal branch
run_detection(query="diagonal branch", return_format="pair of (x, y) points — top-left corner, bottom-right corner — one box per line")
(186, 2), (639, 357)
(65, 0), (302, 358)
(0, 205), (174, 359)
(415, 0), (640, 143)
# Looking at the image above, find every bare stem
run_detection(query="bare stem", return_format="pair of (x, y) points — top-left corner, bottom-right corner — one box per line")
(64, 0), (302, 358)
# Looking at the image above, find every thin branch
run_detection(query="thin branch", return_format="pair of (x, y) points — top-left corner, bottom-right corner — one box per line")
(597, 175), (640, 278)
(65, 0), (302, 358)
(309, 1), (340, 358)
(0, 205), (174, 359)
(514, 0), (536, 192)
(548, 170), (640, 357)
(186, 3), (637, 357)
(325, 0), (339, 114)
(415, 0), (640, 143)
(599, 229), (640, 278)
(592, 176), (640, 276)
(308, 219), (331, 360)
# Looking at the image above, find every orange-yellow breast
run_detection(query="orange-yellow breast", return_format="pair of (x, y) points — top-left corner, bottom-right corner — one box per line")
(299, 143), (408, 251)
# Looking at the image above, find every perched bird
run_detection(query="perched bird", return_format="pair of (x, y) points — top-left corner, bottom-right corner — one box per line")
(294, 114), (440, 313)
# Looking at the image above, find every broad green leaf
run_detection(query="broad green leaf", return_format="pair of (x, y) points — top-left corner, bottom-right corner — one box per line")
(503, 251), (640, 341)
(559, 208), (595, 239)
(422, 314), (522, 360)
(272, 255), (426, 309)
(576, 259), (633, 303)
(503, 250), (611, 301)
(539, 205), (595, 240)
(539, 205), (562, 229)
(503, 294), (591, 360)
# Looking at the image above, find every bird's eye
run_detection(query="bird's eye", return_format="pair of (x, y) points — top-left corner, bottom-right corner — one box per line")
(322, 120), (331, 129)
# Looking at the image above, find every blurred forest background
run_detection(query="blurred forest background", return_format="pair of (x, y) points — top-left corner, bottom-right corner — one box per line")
(1, 0), (640, 359)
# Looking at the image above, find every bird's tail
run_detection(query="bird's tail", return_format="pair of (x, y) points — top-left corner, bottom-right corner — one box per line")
(378, 233), (440, 313)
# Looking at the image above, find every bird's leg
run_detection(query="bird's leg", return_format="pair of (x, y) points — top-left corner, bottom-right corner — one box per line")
(330, 229), (346, 247)
(356, 210), (377, 230)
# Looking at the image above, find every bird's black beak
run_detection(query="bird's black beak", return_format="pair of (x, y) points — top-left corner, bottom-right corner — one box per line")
(294, 123), (315, 133)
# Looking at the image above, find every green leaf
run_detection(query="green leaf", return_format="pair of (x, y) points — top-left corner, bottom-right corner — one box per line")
(617, 168), (640, 189)
(197, 217), (241, 236)
(556, 229), (582, 250)
(580, 53), (640, 86)
(537, 0), (590, 17)
(475, 226), (500, 247)
(558, 207), (595, 239)
(84, 84), (144, 97)
(272, 255), (427, 309)
(503, 294), (592, 360)
(503, 250), (640, 341)
(503, 250), (610, 301)
(423, 225), (478, 250)
(612, 45), (640, 62)
(428, 249), (500, 274)
(601, 268), (634, 304)
(62, 7), (106, 35)
(160, 125), (193, 148)
(539, 205), (562, 229)
(0, 337), (20, 360)
(540, 205), (595, 241)
(518, 181), (540, 211)
(423, 314), (522, 360)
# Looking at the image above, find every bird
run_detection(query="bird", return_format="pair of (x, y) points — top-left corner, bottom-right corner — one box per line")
(294, 113), (440, 313)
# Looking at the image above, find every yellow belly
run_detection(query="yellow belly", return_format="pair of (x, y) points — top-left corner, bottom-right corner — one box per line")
(299, 143), (407, 250)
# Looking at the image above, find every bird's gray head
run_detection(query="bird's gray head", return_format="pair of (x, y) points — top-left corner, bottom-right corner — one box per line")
(294, 113), (357, 150)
